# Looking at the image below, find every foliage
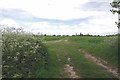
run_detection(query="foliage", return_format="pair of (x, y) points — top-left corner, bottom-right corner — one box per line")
(2, 27), (49, 78)
(110, 0), (120, 28)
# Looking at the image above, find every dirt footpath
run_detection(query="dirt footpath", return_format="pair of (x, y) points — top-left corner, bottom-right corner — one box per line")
(64, 57), (80, 78)
(78, 49), (119, 78)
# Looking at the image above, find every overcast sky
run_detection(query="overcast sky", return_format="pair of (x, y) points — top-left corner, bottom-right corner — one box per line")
(0, 0), (118, 35)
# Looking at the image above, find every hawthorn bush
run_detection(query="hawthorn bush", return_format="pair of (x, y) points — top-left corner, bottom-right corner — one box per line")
(2, 27), (49, 78)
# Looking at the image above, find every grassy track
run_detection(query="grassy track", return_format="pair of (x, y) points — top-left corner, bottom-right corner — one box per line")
(2, 28), (118, 78)
(39, 36), (117, 78)
(68, 36), (118, 67)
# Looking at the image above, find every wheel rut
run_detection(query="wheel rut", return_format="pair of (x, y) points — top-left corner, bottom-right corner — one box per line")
(64, 58), (80, 78)
(78, 49), (119, 78)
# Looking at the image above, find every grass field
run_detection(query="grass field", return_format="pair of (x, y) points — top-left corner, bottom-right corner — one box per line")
(2, 28), (118, 78)
(38, 35), (118, 78)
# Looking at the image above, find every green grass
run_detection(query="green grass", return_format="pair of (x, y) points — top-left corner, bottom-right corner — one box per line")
(40, 36), (117, 78)
(3, 33), (117, 78)
(3, 27), (118, 78)
(68, 36), (118, 67)
(37, 42), (68, 78)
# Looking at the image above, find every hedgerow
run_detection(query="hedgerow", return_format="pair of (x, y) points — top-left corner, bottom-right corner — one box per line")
(2, 27), (49, 78)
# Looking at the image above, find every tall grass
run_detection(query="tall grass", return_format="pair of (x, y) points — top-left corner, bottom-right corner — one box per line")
(69, 36), (118, 67)
(45, 38), (115, 78)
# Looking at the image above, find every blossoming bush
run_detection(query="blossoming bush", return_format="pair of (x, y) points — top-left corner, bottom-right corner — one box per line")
(2, 27), (49, 78)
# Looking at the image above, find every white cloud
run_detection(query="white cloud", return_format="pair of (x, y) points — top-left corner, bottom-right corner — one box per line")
(78, 13), (118, 35)
(0, 0), (116, 20)
(91, 0), (112, 2)
(0, 0), (100, 20)
(30, 16), (118, 35)
(0, 0), (118, 35)
(89, 14), (117, 27)
(0, 19), (21, 28)
(30, 22), (73, 35)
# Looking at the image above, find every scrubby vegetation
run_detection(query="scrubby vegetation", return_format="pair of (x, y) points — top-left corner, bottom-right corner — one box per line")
(2, 27), (49, 78)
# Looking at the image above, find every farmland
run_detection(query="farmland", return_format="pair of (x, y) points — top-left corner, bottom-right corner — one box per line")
(41, 35), (118, 78)
(2, 28), (118, 78)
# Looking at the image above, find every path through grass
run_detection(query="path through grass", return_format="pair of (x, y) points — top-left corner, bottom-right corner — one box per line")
(39, 36), (117, 78)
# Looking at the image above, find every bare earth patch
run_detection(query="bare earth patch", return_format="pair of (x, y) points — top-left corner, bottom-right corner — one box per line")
(78, 49), (119, 78)
(64, 57), (80, 78)
(47, 40), (62, 43)
(64, 39), (68, 42)
(64, 64), (79, 78)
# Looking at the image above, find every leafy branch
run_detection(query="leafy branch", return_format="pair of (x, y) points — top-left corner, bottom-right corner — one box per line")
(110, 0), (120, 28)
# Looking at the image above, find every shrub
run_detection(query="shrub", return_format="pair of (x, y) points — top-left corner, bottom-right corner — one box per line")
(2, 27), (49, 78)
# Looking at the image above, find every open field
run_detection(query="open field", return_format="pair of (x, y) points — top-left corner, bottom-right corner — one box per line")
(2, 29), (118, 78)
(38, 35), (118, 78)
(1, 0), (119, 78)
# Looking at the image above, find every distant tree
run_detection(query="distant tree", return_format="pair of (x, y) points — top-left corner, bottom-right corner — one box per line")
(62, 35), (65, 36)
(80, 33), (83, 36)
(72, 35), (76, 36)
(97, 35), (100, 37)
(52, 34), (56, 36)
(66, 35), (69, 36)
(57, 35), (61, 36)
(44, 34), (47, 36)
(86, 33), (90, 36)
(76, 33), (77, 36)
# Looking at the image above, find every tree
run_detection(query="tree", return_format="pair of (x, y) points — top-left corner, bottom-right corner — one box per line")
(110, 0), (120, 28)
(52, 34), (56, 36)
(44, 34), (47, 36)
(80, 33), (83, 36)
